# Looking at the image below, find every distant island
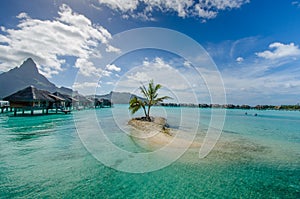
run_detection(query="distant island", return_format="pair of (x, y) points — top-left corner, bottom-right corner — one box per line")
(160, 103), (300, 111)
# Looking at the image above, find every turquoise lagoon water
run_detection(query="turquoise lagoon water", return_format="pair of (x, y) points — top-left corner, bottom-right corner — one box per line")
(0, 106), (299, 198)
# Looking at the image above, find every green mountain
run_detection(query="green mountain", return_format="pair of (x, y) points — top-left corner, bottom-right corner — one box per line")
(92, 91), (146, 104)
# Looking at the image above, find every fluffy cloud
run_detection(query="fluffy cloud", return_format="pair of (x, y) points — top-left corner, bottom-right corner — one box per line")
(208, 0), (250, 9)
(114, 57), (205, 103)
(142, 57), (172, 69)
(124, 57), (177, 84)
(256, 42), (300, 60)
(106, 45), (121, 53)
(183, 60), (192, 68)
(75, 58), (103, 77)
(194, 4), (217, 19)
(96, 0), (249, 20)
(106, 64), (121, 72)
(206, 38), (300, 104)
(97, 0), (139, 12)
(73, 81), (100, 90)
(127, 71), (150, 82)
(236, 57), (244, 63)
(0, 4), (116, 78)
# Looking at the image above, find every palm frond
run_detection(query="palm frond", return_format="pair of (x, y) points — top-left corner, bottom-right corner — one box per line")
(154, 84), (162, 93)
(154, 96), (173, 104)
(140, 84), (149, 99)
(129, 97), (142, 115)
(129, 80), (172, 118)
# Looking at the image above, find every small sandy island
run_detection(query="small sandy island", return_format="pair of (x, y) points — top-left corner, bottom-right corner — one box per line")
(128, 117), (201, 150)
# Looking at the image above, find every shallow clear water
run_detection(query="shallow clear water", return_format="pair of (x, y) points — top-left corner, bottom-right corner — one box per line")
(0, 106), (299, 198)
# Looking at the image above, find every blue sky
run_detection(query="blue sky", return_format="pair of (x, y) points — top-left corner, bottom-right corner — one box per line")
(0, 0), (300, 105)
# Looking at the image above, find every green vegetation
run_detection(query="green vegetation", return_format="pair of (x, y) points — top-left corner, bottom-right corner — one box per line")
(277, 105), (300, 110)
(129, 80), (171, 121)
(161, 103), (300, 111)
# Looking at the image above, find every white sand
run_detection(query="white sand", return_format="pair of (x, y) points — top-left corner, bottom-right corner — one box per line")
(128, 117), (201, 150)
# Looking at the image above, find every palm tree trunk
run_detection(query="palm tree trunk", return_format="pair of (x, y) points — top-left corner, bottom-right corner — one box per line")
(142, 106), (147, 118)
(146, 105), (151, 121)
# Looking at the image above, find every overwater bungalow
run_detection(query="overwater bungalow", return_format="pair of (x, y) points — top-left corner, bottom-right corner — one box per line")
(0, 100), (10, 113)
(3, 86), (66, 116)
(94, 98), (112, 108)
(73, 94), (94, 109)
(52, 92), (78, 110)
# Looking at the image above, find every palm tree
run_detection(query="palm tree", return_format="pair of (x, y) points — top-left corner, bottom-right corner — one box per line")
(129, 96), (147, 117)
(129, 80), (171, 121)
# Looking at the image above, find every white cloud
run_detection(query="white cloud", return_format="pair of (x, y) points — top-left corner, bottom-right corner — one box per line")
(16, 12), (30, 19)
(143, 57), (172, 69)
(256, 42), (300, 60)
(127, 57), (177, 82)
(114, 57), (204, 103)
(236, 57), (244, 63)
(75, 58), (103, 77)
(183, 60), (192, 68)
(123, 12), (156, 21)
(194, 4), (217, 19)
(98, 0), (139, 12)
(106, 45), (121, 53)
(0, 4), (117, 78)
(208, 0), (250, 10)
(143, 0), (194, 18)
(95, 0), (249, 20)
(73, 81), (100, 90)
(102, 70), (112, 77)
(106, 64), (121, 72)
(206, 38), (300, 104)
(127, 71), (150, 82)
(125, 57), (178, 84)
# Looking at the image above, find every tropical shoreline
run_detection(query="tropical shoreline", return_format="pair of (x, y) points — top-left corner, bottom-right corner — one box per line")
(128, 117), (201, 150)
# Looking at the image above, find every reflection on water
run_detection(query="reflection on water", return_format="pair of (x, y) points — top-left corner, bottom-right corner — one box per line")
(0, 107), (299, 198)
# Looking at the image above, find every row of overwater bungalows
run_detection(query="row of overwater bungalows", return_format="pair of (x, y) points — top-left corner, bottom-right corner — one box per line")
(0, 86), (111, 116)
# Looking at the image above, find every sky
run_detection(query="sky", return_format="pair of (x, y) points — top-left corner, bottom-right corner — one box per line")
(0, 0), (300, 105)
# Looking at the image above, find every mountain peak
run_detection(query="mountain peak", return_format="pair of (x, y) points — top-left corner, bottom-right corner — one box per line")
(25, 57), (34, 63)
(19, 57), (39, 73)
(0, 58), (58, 98)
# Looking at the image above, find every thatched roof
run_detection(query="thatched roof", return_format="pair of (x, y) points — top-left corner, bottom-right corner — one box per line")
(52, 92), (78, 102)
(4, 86), (63, 102)
(48, 93), (65, 101)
